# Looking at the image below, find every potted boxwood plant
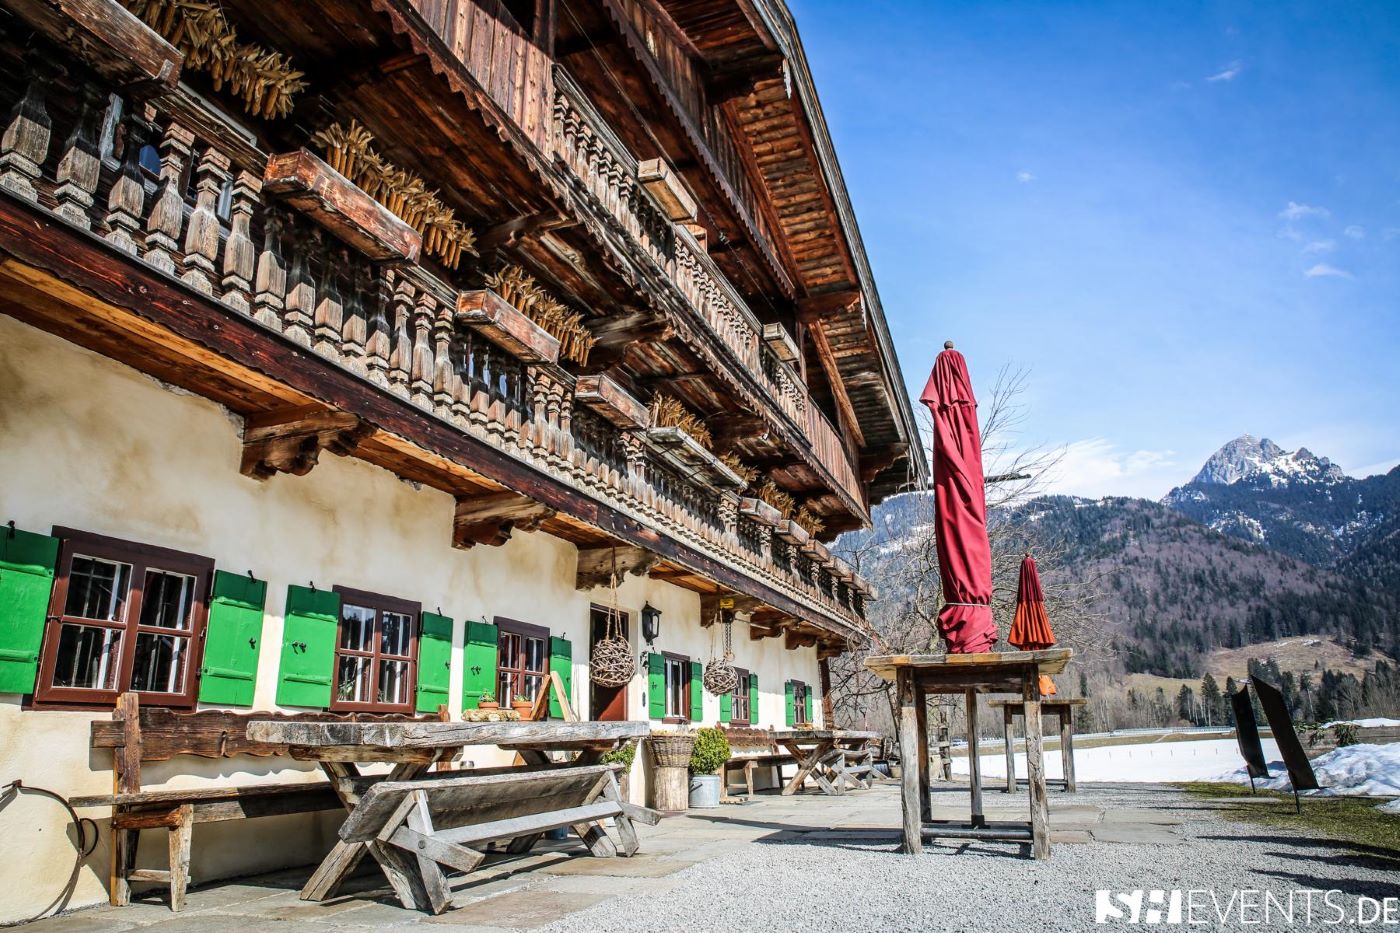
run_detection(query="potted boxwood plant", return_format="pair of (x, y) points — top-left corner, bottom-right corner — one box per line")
(687, 727), (731, 809)
(601, 739), (638, 800)
(477, 691), (499, 711)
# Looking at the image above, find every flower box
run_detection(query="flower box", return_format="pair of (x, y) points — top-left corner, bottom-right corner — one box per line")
(455, 288), (561, 364)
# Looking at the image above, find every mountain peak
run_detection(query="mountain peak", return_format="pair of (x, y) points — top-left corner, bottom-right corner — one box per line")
(1188, 435), (1346, 487)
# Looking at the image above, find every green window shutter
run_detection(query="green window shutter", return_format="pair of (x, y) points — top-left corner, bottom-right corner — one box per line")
(548, 636), (572, 719)
(198, 571), (266, 707)
(416, 611), (453, 713)
(0, 529), (59, 695)
(784, 680), (795, 727)
(689, 661), (703, 722)
(720, 689), (732, 723)
(276, 585), (340, 709)
(462, 620), (499, 709)
(807, 684), (817, 725)
(647, 652), (664, 719)
(749, 674), (759, 726)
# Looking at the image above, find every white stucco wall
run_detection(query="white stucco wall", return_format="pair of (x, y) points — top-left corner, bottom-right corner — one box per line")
(0, 315), (823, 922)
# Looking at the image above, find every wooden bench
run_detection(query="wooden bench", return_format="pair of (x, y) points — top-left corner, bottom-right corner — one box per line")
(72, 693), (444, 911)
(719, 727), (796, 797)
(337, 763), (657, 914)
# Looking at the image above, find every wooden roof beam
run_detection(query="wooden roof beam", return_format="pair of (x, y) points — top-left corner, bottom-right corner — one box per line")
(453, 491), (554, 550)
(576, 544), (661, 590)
(239, 405), (372, 480)
(804, 316), (865, 449)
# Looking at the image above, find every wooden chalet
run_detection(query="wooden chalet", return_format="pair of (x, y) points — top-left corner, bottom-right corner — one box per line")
(0, 0), (925, 918)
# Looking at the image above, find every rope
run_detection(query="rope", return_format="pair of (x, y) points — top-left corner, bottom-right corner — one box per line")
(0, 780), (100, 926)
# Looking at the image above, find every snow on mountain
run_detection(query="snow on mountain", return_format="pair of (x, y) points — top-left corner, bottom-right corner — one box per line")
(1188, 434), (1347, 488)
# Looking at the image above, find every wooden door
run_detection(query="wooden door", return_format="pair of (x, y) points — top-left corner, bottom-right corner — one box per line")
(589, 605), (628, 721)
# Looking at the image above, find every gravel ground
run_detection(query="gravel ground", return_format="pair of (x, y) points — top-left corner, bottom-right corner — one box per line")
(541, 783), (1400, 933)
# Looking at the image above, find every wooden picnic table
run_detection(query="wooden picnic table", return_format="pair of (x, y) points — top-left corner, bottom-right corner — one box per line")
(769, 729), (881, 796)
(245, 719), (652, 911)
(989, 698), (1086, 793)
(864, 649), (1071, 859)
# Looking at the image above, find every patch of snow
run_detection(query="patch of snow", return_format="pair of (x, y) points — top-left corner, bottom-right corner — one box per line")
(1378, 798), (1400, 815)
(1321, 718), (1400, 729)
(1214, 743), (1400, 798)
(953, 738), (1281, 783)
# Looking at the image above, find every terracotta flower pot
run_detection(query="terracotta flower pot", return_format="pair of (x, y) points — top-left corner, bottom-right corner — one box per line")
(512, 701), (534, 716)
(478, 700), (499, 710)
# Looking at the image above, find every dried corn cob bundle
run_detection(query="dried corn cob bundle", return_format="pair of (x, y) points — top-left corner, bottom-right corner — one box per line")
(720, 454), (759, 486)
(650, 394), (713, 451)
(754, 479), (795, 519)
(122, 0), (304, 119)
(794, 505), (825, 537)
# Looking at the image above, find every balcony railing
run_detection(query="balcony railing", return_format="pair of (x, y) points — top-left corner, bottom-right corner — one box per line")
(0, 62), (869, 626)
(551, 67), (864, 513)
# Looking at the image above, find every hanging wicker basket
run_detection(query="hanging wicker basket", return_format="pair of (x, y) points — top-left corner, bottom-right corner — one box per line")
(702, 656), (737, 696)
(590, 635), (635, 687)
(647, 733), (696, 768)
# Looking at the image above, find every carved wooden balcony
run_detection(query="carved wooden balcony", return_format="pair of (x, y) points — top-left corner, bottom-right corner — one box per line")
(0, 50), (869, 631)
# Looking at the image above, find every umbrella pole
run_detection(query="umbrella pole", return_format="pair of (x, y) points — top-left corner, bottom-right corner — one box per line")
(1294, 788), (1301, 815)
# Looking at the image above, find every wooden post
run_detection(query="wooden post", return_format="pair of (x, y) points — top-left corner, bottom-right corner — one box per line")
(896, 667), (922, 855)
(1060, 709), (1077, 793)
(1023, 673), (1050, 859)
(914, 687), (931, 820)
(1003, 705), (1016, 793)
(167, 804), (193, 912)
(966, 690), (983, 827)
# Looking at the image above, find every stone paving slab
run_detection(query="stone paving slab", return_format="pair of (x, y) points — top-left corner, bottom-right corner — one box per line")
(439, 891), (607, 930)
(1089, 825), (1185, 844)
(537, 856), (699, 877)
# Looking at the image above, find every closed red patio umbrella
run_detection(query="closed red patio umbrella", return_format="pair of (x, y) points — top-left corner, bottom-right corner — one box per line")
(1008, 552), (1058, 695)
(920, 341), (998, 653)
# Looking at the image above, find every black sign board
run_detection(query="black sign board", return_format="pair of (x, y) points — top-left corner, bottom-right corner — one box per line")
(1230, 686), (1269, 783)
(1252, 677), (1319, 793)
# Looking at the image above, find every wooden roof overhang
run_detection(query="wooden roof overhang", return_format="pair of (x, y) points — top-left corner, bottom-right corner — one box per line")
(201, 0), (870, 530)
(0, 190), (863, 652)
(655, 0), (928, 501)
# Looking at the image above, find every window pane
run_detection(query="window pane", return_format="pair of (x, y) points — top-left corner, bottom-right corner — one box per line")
(523, 635), (545, 673)
(130, 632), (188, 693)
(336, 655), (372, 703)
(378, 659), (410, 705)
(381, 611), (413, 657)
(522, 673), (542, 701)
(498, 670), (513, 701)
(340, 605), (374, 652)
(52, 623), (122, 689)
(499, 631), (518, 668)
(64, 556), (131, 622)
(140, 570), (195, 630)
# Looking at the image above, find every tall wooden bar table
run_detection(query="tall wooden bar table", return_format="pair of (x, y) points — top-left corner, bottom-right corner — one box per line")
(863, 649), (1071, 859)
(990, 698), (1086, 793)
(246, 719), (648, 901)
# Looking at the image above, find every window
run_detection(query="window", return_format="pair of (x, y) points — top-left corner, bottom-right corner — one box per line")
(792, 679), (809, 723)
(497, 618), (548, 704)
(332, 587), (420, 713)
(731, 668), (751, 725)
(36, 529), (212, 708)
(663, 652), (690, 722)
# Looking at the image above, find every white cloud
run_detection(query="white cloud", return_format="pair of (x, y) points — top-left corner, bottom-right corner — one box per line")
(1206, 60), (1244, 82)
(1301, 239), (1335, 254)
(1016, 170), (1035, 183)
(1344, 224), (1365, 239)
(1304, 263), (1353, 279)
(1040, 439), (1181, 500)
(1279, 201), (1329, 221)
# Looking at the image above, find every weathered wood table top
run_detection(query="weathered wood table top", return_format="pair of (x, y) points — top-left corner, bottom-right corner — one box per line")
(988, 697), (1087, 709)
(863, 649), (1071, 686)
(247, 719), (648, 756)
(770, 729), (881, 742)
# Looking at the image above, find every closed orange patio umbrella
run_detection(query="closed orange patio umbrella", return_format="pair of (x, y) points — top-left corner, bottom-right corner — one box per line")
(1008, 552), (1057, 695)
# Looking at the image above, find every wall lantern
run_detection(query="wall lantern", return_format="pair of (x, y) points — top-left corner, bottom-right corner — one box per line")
(641, 603), (662, 646)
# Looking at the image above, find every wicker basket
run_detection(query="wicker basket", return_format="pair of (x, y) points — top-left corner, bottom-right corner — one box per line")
(646, 733), (696, 769)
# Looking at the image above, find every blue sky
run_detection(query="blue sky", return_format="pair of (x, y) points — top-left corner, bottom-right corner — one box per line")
(791, 0), (1400, 498)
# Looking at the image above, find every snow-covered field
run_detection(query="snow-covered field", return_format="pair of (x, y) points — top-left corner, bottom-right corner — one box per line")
(1215, 743), (1400, 812)
(951, 737), (1281, 783)
(1322, 717), (1400, 729)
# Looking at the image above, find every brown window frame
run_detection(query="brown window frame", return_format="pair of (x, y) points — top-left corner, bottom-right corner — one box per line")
(792, 679), (809, 724)
(731, 667), (751, 725)
(662, 651), (691, 724)
(34, 528), (213, 710)
(496, 617), (549, 705)
(330, 586), (421, 715)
